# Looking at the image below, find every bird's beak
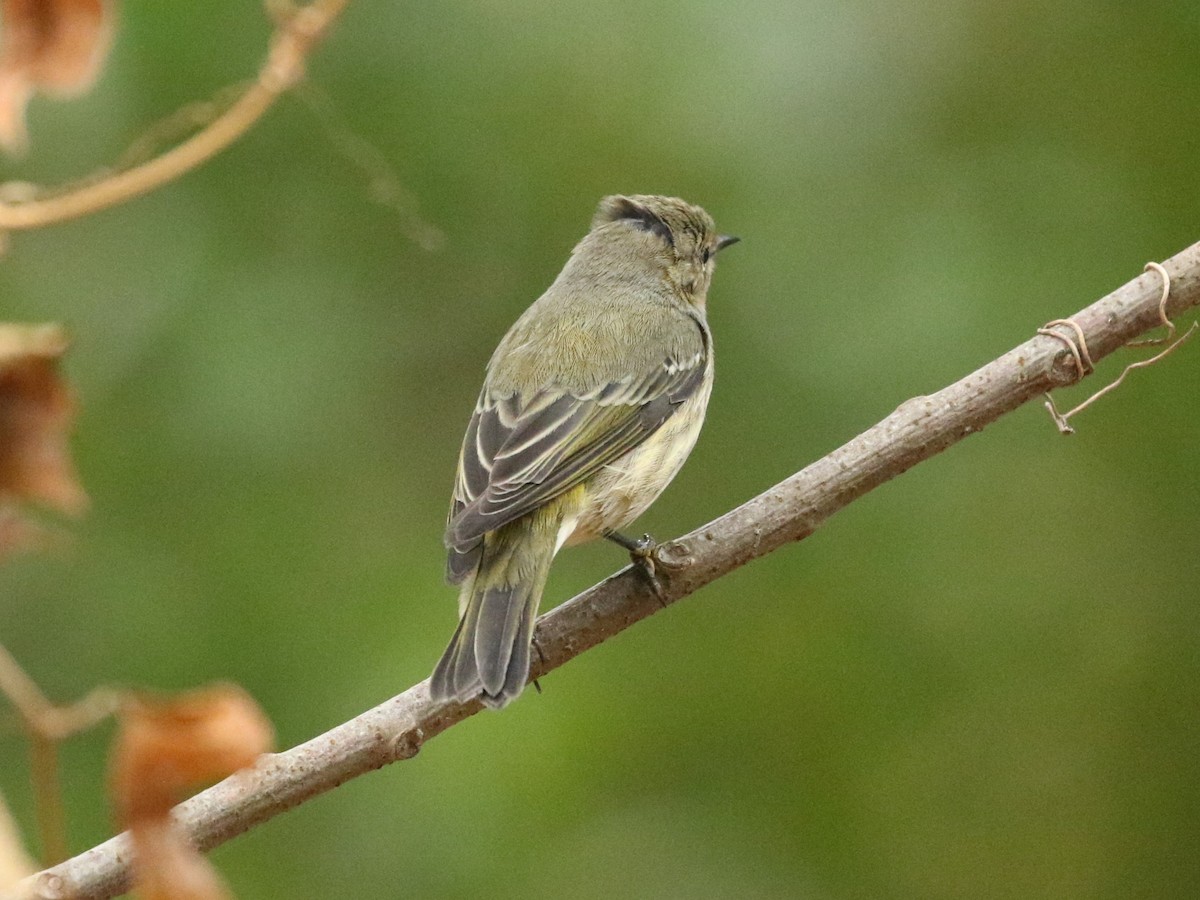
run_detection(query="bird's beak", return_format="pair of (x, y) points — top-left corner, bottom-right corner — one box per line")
(715, 234), (740, 252)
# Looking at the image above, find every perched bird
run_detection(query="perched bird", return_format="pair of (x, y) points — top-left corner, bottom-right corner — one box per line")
(430, 195), (738, 708)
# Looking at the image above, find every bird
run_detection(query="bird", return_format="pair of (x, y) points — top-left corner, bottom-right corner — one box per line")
(430, 194), (738, 708)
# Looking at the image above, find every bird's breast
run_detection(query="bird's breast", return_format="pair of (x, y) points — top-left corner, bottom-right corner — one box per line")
(564, 371), (713, 546)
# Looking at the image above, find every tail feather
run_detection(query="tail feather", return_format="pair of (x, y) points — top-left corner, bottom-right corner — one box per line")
(474, 584), (525, 695)
(431, 519), (556, 709)
(500, 609), (535, 701)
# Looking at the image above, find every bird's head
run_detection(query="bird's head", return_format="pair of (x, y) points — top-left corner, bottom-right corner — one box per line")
(587, 194), (738, 307)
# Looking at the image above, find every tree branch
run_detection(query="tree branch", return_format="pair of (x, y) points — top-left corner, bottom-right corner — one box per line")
(0, 0), (351, 232)
(16, 240), (1200, 900)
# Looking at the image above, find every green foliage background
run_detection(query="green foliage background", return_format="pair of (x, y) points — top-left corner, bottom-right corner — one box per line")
(3, 2), (1198, 897)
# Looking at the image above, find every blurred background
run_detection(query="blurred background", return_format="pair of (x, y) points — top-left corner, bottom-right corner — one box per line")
(2, 1), (1199, 897)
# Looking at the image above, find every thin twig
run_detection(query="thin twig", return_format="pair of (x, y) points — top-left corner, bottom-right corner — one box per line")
(1127, 261), (1175, 346)
(294, 82), (445, 251)
(1040, 261), (1197, 433)
(0, 645), (119, 867)
(1037, 317), (1094, 377)
(0, 645), (66, 866)
(0, 644), (54, 725)
(15, 238), (1200, 900)
(0, 0), (352, 232)
(1047, 321), (1198, 432)
(0, 645), (118, 741)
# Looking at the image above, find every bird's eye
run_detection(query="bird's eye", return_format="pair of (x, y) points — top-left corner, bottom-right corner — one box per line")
(701, 248), (711, 264)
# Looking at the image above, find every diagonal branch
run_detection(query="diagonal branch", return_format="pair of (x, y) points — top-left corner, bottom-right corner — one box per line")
(16, 239), (1200, 900)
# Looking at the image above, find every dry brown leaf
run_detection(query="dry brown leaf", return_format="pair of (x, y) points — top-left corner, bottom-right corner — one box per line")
(0, 324), (87, 559)
(124, 821), (233, 900)
(0, 0), (114, 153)
(112, 684), (274, 822)
(0, 504), (66, 557)
(0, 792), (35, 893)
(111, 684), (274, 900)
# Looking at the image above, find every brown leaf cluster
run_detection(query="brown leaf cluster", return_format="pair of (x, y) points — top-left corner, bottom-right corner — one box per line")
(0, 323), (85, 558)
(0, 0), (114, 152)
(111, 685), (274, 900)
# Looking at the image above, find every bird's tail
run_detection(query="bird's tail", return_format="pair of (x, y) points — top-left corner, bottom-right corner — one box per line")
(430, 516), (558, 709)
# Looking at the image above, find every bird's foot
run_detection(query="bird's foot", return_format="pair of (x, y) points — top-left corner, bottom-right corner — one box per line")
(606, 531), (668, 606)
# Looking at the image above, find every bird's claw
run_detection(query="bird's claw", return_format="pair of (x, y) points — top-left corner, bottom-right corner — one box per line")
(606, 531), (675, 606)
(630, 533), (667, 606)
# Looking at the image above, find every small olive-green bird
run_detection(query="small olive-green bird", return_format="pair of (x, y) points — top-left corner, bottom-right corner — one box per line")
(430, 195), (738, 708)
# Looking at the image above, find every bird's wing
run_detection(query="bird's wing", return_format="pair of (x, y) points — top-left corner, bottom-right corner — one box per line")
(444, 349), (706, 581)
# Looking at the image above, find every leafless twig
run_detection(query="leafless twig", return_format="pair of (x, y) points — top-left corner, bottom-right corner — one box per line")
(0, 0), (352, 233)
(0, 645), (118, 866)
